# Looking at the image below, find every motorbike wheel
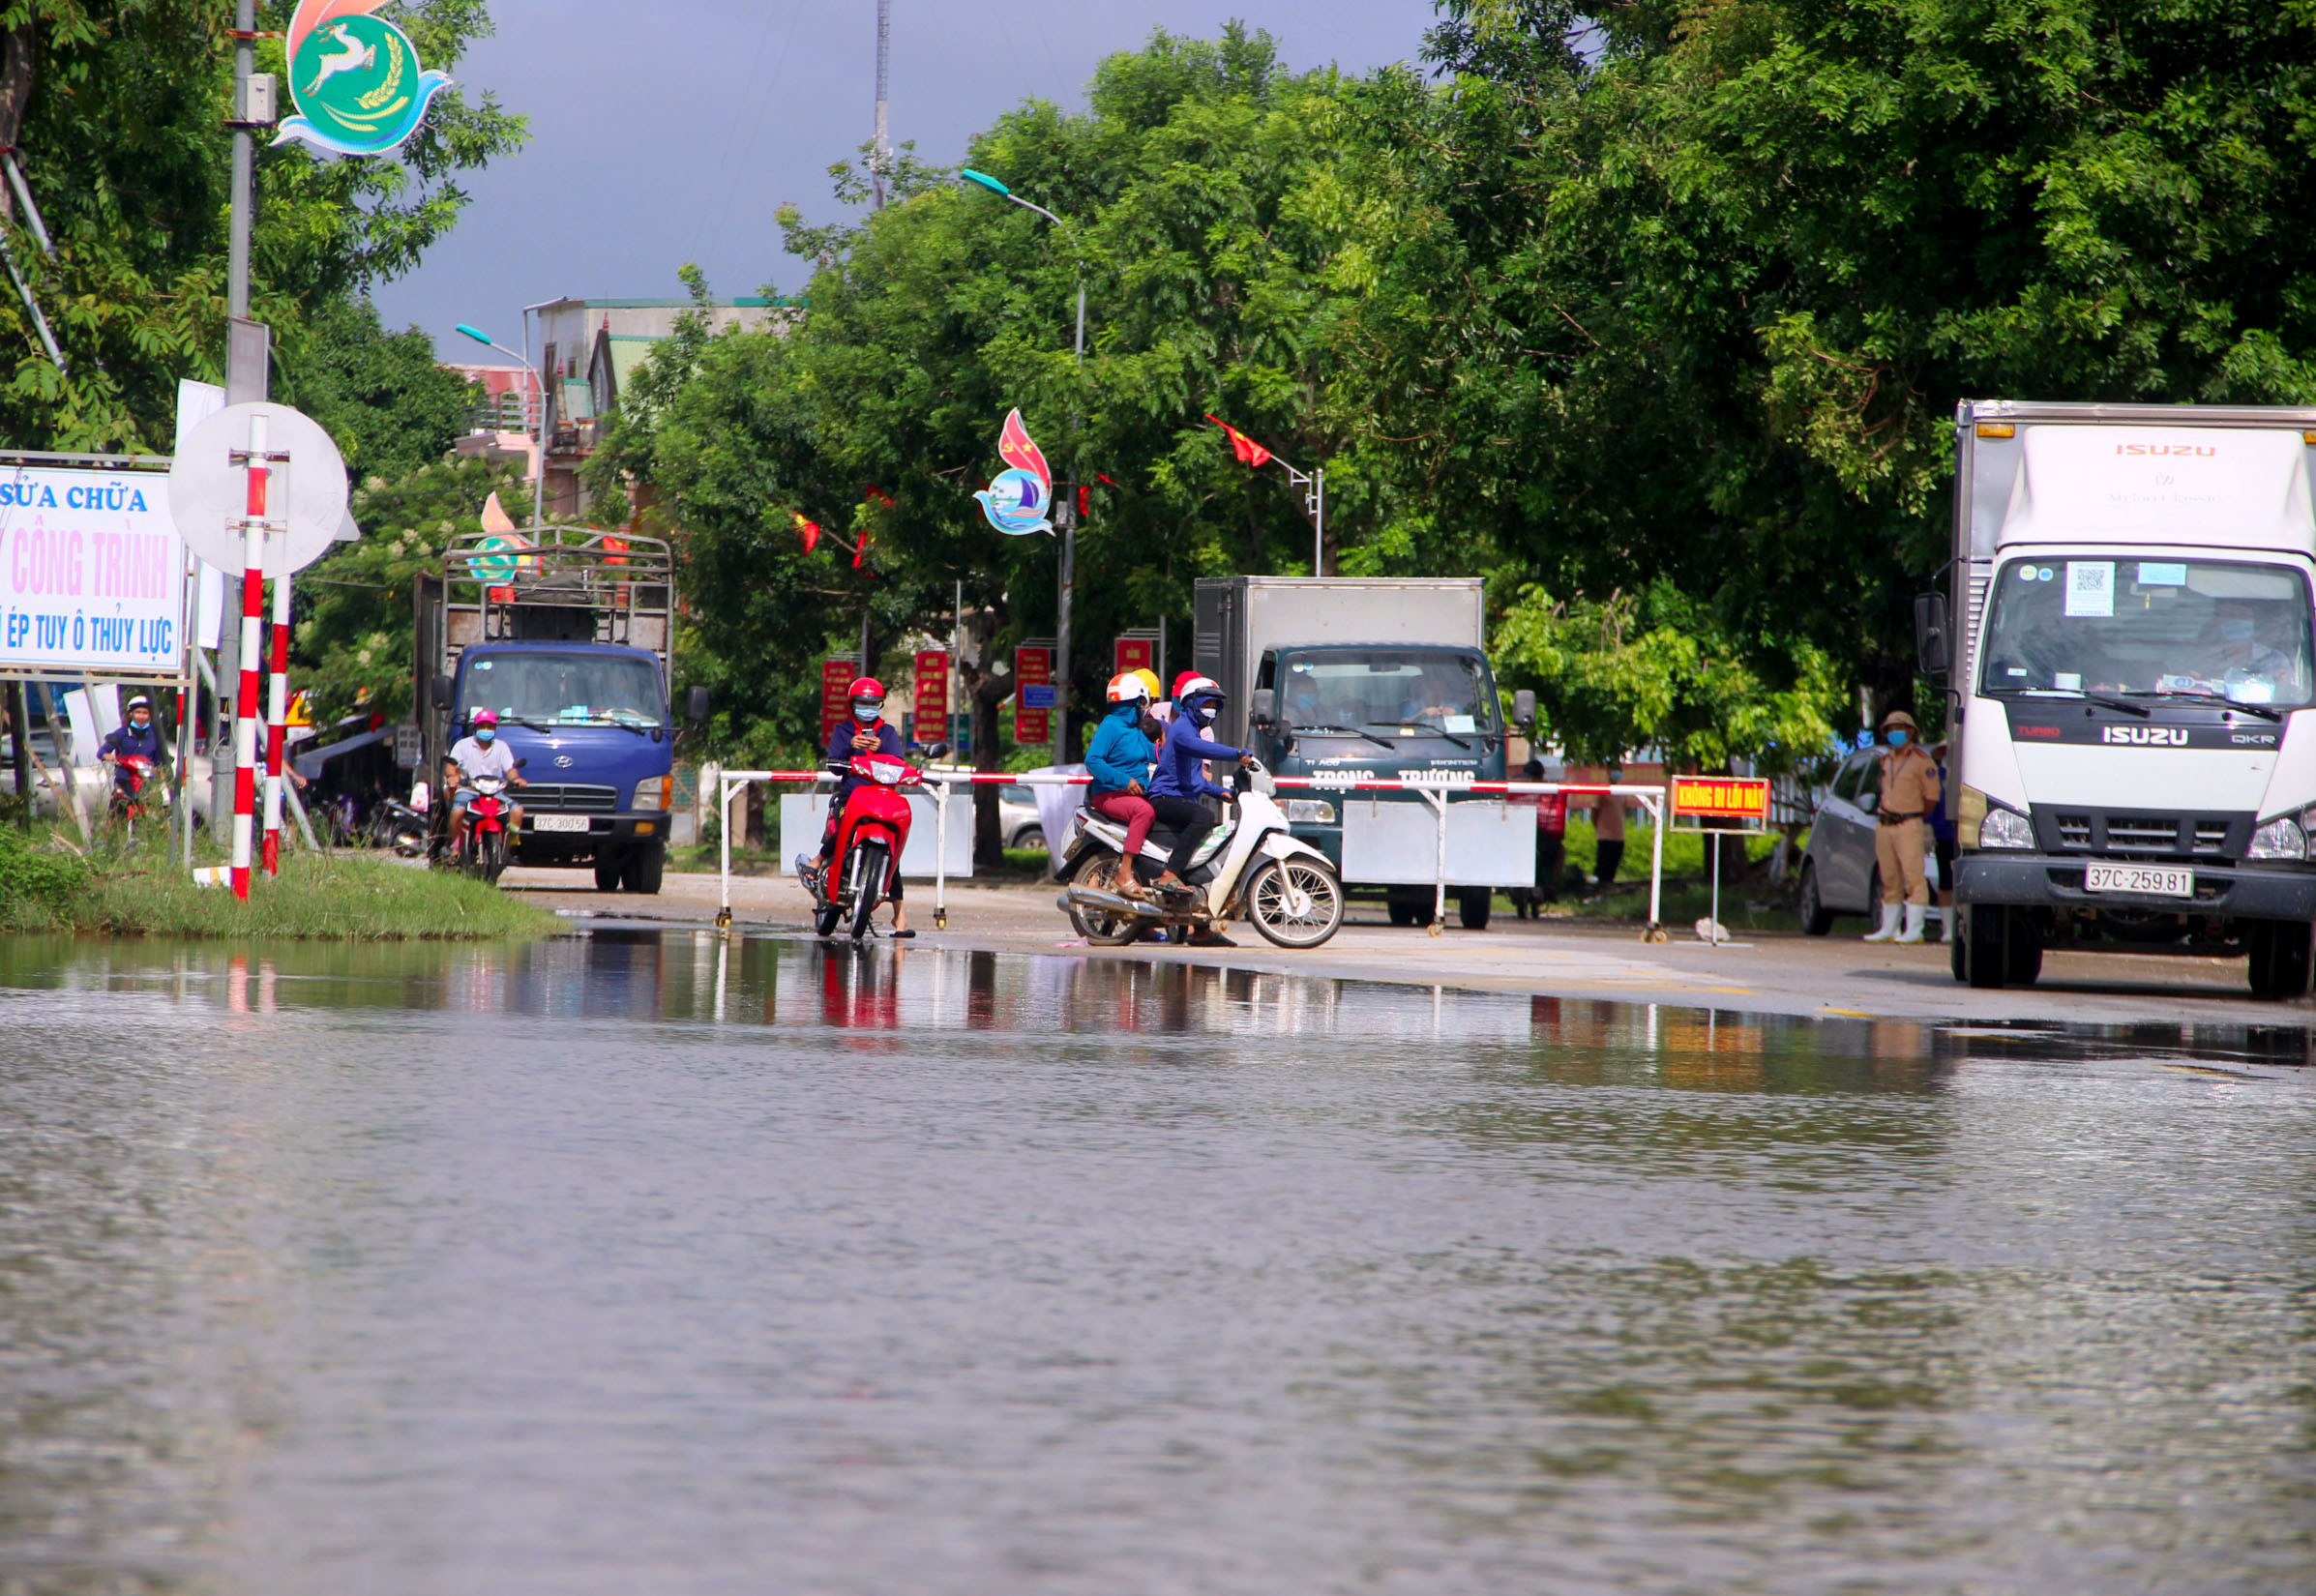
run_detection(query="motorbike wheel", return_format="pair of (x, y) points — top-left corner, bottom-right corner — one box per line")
(815, 900), (843, 937)
(849, 841), (887, 940)
(1247, 857), (1345, 949)
(482, 828), (508, 884)
(1063, 850), (1143, 946)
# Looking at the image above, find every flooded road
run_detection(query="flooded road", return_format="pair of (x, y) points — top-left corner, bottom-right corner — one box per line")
(1, 931), (2310, 1595)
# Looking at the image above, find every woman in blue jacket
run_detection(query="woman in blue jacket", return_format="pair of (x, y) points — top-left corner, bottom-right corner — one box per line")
(1145, 674), (1248, 896)
(1084, 673), (1158, 899)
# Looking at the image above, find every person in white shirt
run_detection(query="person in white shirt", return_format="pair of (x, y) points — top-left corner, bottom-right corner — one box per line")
(447, 708), (525, 854)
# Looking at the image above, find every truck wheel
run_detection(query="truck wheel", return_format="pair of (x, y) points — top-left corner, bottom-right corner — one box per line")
(1387, 892), (1425, 928)
(1797, 862), (1834, 936)
(2247, 921), (2313, 1001)
(595, 855), (623, 892)
(2006, 919), (2043, 987)
(1457, 887), (1493, 931)
(623, 845), (664, 896)
(1962, 903), (2010, 990)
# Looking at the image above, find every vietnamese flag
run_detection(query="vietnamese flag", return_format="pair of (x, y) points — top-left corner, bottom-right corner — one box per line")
(792, 511), (821, 553)
(1205, 413), (1273, 469)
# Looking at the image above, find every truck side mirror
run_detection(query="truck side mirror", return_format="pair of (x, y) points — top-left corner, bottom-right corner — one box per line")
(1512, 689), (1537, 727)
(685, 685), (709, 724)
(1914, 593), (1950, 677)
(1250, 687), (1276, 727)
(430, 674), (452, 710)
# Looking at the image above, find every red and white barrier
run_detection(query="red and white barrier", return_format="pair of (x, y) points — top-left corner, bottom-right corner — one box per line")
(712, 767), (1668, 938)
(228, 413), (274, 901)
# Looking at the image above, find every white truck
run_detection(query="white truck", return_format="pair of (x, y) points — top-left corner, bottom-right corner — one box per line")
(1921, 400), (2316, 997)
(1194, 576), (1535, 928)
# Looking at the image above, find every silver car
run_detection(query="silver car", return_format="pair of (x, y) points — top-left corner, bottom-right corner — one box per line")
(1796, 746), (1940, 933)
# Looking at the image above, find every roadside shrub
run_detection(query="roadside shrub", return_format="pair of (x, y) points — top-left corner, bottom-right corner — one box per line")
(0, 827), (90, 927)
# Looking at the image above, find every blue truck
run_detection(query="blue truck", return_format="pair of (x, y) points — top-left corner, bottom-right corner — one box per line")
(416, 527), (703, 894)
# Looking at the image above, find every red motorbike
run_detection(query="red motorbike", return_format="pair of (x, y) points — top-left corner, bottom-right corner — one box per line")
(810, 753), (921, 939)
(108, 754), (164, 842)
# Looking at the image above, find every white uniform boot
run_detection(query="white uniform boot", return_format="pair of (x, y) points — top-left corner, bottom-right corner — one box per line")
(1896, 903), (1926, 944)
(1862, 902), (1901, 941)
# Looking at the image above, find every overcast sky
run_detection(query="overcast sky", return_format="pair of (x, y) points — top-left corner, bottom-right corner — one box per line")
(371, 0), (1445, 361)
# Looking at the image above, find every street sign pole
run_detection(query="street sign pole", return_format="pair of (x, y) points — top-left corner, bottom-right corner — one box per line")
(261, 531), (290, 875)
(230, 412), (271, 900)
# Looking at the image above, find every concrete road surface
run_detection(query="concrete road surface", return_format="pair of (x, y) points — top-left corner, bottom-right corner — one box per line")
(496, 864), (2315, 1033)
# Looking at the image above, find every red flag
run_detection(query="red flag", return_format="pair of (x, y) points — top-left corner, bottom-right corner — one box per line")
(851, 527), (873, 571)
(793, 511), (821, 553)
(1205, 413), (1272, 469)
(1077, 484), (1091, 517)
(863, 484), (895, 506)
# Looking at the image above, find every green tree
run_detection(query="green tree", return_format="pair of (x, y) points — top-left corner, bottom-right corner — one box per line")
(281, 296), (477, 481)
(0, 0), (522, 451)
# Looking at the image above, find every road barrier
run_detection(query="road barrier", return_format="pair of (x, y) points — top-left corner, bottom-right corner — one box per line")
(712, 768), (1669, 938)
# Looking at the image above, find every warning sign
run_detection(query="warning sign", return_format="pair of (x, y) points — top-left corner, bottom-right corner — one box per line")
(1670, 775), (1771, 828)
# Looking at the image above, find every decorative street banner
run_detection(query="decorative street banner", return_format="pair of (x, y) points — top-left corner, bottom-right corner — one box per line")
(819, 656), (860, 747)
(913, 649), (949, 745)
(276, 1), (455, 159)
(1670, 775), (1772, 829)
(1014, 645), (1052, 745)
(973, 409), (1054, 536)
(0, 464), (185, 678)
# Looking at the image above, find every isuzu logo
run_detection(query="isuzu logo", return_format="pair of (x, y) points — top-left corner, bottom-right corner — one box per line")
(2114, 443), (2215, 457)
(2101, 725), (2189, 746)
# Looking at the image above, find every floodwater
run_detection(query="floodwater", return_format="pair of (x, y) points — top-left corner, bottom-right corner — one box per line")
(0, 931), (2310, 1596)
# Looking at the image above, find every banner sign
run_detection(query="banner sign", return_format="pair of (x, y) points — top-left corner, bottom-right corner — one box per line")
(276, 1), (455, 159)
(1113, 635), (1154, 677)
(973, 409), (1054, 537)
(913, 648), (949, 744)
(818, 656), (860, 747)
(0, 464), (185, 677)
(1014, 645), (1052, 745)
(1670, 774), (1772, 829)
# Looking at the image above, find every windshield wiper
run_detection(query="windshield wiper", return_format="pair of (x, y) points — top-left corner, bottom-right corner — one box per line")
(2123, 689), (2283, 722)
(1981, 687), (2149, 719)
(1388, 719), (1476, 749)
(1295, 723), (1397, 750)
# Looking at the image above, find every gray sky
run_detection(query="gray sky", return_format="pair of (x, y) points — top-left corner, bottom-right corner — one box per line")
(371, 1), (1445, 360)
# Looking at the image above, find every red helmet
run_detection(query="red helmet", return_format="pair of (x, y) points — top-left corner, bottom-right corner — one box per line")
(848, 677), (886, 703)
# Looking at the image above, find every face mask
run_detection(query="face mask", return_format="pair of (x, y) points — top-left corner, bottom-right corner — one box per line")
(1193, 700), (1217, 725)
(1887, 729), (1909, 747)
(854, 705), (882, 724)
(2222, 619), (2255, 642)
(476, 727), (495, 744)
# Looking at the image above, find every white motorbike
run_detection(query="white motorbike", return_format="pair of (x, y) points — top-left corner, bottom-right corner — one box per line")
(1056, 758), (1345, 949)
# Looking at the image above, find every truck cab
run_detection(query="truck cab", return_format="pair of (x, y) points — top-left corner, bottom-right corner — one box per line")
(1935, 403), (2316, 997)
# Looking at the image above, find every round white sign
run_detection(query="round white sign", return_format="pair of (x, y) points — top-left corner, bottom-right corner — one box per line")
(165, 401), (350, 575)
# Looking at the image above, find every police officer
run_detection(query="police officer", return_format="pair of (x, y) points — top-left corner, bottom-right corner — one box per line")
(1864, 710), (1941, 944)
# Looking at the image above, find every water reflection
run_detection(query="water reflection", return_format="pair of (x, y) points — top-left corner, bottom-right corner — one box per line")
(0, 931), (2308, 1595)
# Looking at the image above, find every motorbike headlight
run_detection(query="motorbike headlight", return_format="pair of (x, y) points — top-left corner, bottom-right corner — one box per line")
(869, 761), (905, 786)
(632, 776), (672, 811)
(1284, 799), (1336, 824)
(1978, 806), (2034, 850)
(2248, 815), (2306, 861)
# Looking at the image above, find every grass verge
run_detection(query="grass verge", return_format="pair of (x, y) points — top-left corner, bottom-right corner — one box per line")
(0, 828), (558, 939)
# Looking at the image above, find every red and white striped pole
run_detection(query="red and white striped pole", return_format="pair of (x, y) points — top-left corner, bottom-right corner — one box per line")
(260, 551), (289, 876)
(230, 412), (269, 901)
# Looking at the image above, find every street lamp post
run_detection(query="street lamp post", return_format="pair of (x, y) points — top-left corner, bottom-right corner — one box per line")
(456, 322), (547, 527)
(961, 168), (1084, 770)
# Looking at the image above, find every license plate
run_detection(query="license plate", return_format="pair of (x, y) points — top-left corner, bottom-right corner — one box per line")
(532, 813), (590, 834)
(2083, 862), (2195, 898)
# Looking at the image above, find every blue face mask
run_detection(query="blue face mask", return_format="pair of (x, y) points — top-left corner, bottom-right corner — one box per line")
(476, 726), (495, 744)
(854, 705), (882, 724)
(1887, 728), (1909, 748)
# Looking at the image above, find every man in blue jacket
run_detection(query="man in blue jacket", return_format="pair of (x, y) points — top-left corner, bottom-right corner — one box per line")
(1145, 674), (1248, 898)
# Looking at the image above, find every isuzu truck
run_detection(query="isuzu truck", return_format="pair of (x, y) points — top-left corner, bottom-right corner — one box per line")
(416, 526), (703, 895)
(1194, 576), (1532, 928)
(1922, 400), (2316, 997)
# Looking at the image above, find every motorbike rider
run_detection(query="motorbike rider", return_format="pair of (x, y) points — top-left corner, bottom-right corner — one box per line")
(448, 709), (526, 857)
(98, 695), (166, 817)
(801, 677), (913, 935)
(1084, 673), (1160, 900)
(1146, 674), (1250, 903)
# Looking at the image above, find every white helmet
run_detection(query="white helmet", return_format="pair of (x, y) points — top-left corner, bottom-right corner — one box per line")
(1106, 672), (1151, 705)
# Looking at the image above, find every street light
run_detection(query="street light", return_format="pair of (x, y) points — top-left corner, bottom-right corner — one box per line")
(456, 322), (548, 528)
(961, 168), (1086, 770)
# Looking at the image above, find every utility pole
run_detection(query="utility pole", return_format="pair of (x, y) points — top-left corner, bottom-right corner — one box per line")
(872, 0), (890, 211)
(1054, 282), (1084, 768)
(214, 0), (264, 832)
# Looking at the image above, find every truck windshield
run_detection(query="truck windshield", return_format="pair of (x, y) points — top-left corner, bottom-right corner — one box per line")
(1279, 650), (1498, 735)
(1979, 557), (2316, 708)
(461, 652), (666, 727)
